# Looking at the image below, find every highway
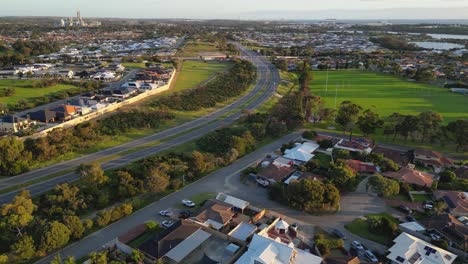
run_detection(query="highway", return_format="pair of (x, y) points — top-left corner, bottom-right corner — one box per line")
(0, 43), (280, 204)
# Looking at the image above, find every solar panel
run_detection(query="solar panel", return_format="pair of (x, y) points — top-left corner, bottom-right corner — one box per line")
(396, 256), (405, 263)
(426, 251), (431, 256)
(424, 246), (429, 250)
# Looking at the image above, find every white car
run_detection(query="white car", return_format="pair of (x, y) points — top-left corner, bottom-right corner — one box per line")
(364, 250), (378, 263)
(161, 220), (174, 228)
(159, 210), (173, 217)
(182, 199), (195, 207)
(351, 240), (364, 251)
(423, 204), (433, 210)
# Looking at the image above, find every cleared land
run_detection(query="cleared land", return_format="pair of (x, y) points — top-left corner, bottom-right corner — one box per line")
(310, 70), (468, 122)
(177, 41), (220, 57)
(173, 61), (230, 92)
(0, 79), (79, 106)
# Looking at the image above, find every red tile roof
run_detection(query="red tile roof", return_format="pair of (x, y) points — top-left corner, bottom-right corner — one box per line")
(346, 160), (377, 173)
(257, 164), (295, 182)
(383, 168), (434, 187)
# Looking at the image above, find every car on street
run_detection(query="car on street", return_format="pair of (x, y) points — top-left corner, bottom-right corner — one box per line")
(182, 199), (195, 207)
(364, 250), (379, 263)
(406, 215), (416, 222)
(332, 229), (346, 239)
(161, 220), (174, 228)
(351, 240), (365, 251)
(423, 204), (433, 210)
(429, 233), (442, 240)
(159, 210), (173, 217)
(399, 205), (412, 214)
(178, 210), (191, 219)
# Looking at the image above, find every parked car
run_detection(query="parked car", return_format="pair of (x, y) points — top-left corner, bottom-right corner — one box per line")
(399, 205), (412, 214)
(161, 220), (174, 228)
(351, 240), (364, 251)
(332, 229), (346, 239)
(364, 250), (379, 263)
(406, 215), (416, 222)
(178, 210), (191, 219)
(256, 179), (269, 187)
(182, 199), (195, 207)
(429, 233), (442, 241)
(290, 223), (299, 231)
(159, 210), (173, 217)
(423, 204), (433, 210)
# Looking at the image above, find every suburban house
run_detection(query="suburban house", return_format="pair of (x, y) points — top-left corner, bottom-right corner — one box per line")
(256, 163), (295, 184)
(383, 167), (435, 187)
(111, 87), (137, 99)
(372, 146), (411, 168)
(413, 149), (453, 173)
(235, 233), (322, 264)
(283, 142), (319, 164)
(215, 193), (249, 213)
(433, 191), (468, 217)
(284, 171), (326, 185)
(335, 138), (374, 154)
(0, 115), (36, 133)
(345, 160), (378, 174)
(272, 156), (294, 168)
(420, 214), (468, 252)
(191, 199), (235, 231)
(51, 105), (78, 122)
(27, 109), (57, 123)
(387, 232), (457, 264)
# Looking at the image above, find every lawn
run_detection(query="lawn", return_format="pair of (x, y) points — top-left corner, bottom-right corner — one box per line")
(177, 41), (220, 57)
(310, 70), (468, 122)
(0, 79), (80, 106)
(344, 212), (398, 246)
(122, 62), (147, 69)
(173, 61), (230, 92)
(412, 193), (432, 202)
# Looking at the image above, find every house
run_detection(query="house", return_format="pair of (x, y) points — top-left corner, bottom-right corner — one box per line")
(111, 88), (137, 99)
(272, 156), (294, 168)
(228, 222), (257, 242)
(335, 138), (374, 154)
(454, 165), (468, 179)
(51, 105), (78, 122)
(383, 168), (434, 187)
(283, 142), (319, 163)
(420, 214), (468, 252)
(191, 199), (234, 230)
(372, 146), (410, 167)
(284, 171), (326, 185)
(216, 193), (249, 212)
(413, 149), (453, 173)
(345, 160), (378, 174)
(53, 70), (74, 79)
(256, 164), (295, 184)
(433, 191), (468, 217)
(0, 115), (36, 133)
(27, 109), (56, 123)
(235, 233), (322, 264)
(387, 232), (457, 264)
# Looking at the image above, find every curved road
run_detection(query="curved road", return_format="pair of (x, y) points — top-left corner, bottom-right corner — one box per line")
(0, 44), (280, 204)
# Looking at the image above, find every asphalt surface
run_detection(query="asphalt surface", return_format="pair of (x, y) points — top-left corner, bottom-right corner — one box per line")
(36, 131), (399, 263)
(0, 44), (280, 204)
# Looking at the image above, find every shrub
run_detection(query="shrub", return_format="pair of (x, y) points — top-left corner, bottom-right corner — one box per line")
(302, 130), (317, 140)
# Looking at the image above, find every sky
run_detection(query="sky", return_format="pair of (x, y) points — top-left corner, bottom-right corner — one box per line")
(1, 0), (468, 19)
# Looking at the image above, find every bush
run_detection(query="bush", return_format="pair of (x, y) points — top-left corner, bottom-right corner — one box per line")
(318, 139), (333, 149)
(302, 130), (317, 140)
(145, 221), (159, 231)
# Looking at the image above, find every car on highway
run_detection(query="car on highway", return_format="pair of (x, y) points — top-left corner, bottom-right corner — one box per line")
(159, 210), (173, 217)
(332, 229), (346, 239)
(351, 240), (365, 251)
(182, 199), (195, 207)
(364, 250), (379, 263)
(161, 220), (174, 228)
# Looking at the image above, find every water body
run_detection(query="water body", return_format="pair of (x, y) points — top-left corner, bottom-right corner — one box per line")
(411, 41), (465, 50)
(427, 34), (468, 40)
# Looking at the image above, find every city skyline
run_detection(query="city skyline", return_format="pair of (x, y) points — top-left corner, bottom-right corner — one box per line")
(1, 0), (468, 19)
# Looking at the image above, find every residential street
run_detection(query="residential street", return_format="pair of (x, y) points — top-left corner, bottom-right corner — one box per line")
(36, 131), (399, 263)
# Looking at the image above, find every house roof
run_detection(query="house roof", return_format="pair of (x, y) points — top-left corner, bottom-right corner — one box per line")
(387, 232), (457, 264)
(345, 160), (377, 173)
(216, 193), (249, 210)
(383, 168), (434, 187)
(433, 191), (468, 216)
(372, 146), (410, 167)
(415, 149), (443, 159)
(257, 164), (295, 182)
(420, 214), (468, 251)
(283, 142), (319, 162)
(195, 199), (234, 228)
(454, 166), (468, 179)
(164, 229), (211, 263)
(228, 222), (257, 241)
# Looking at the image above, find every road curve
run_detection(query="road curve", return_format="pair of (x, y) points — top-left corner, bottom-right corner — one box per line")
(0, 44), (280, 204)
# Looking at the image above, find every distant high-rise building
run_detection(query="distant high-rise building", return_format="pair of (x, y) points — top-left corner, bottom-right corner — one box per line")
(55, 10), (99, 28)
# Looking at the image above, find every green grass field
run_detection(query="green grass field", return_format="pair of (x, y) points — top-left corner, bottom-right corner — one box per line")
(122, 62), (147, 69)
(345, 212), (398, 246)
(0, 79), (79, 106)
(173, 61), (230, 92)
(310, 70), (468, 122)
(177, 42), (220, 57)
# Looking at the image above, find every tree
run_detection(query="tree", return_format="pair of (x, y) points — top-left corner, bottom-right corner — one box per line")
(190, 151), (208, 175)
(329, 160), (357, 191)
(145, 170), (169, 193)
(357, 109), (384, 136)
(40, 221), (71, 253)
(114, 170), (138, 198)
(395, 115), (419, 140)
(1, 190), (36, 237)
(64, 256), (76, 264)
(95, 210), (112, 227)
(0, 255), (8, 264)
(131, 250), (144, 263)
(76, 162), (108, 187)
(369, 175), (400, 197)
(63, 215), (85, 239)
(11, 235), (36, 261)
(335, 101), (362, 140)
(44, 183), (87, 219)
(286, 179), (325, 211)
(445, 120), (468, 152)
(439, 170), (457, 183)
(0, 137), (31, 176)
(418, 112), (443, 143)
